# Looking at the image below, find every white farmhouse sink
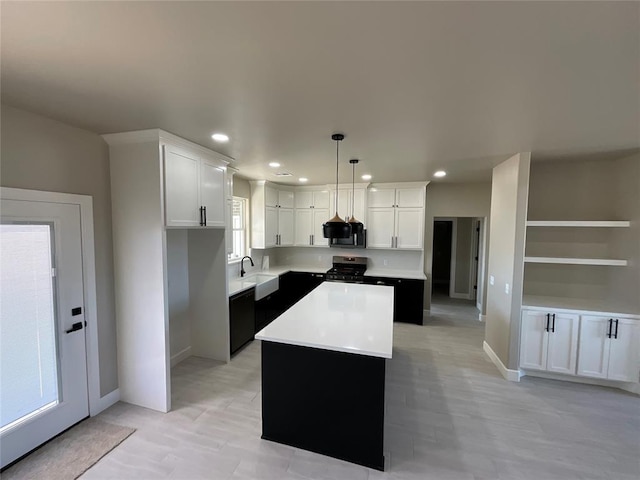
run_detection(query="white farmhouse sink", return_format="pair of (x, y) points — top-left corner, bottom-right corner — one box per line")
(244, 273), (279, 301)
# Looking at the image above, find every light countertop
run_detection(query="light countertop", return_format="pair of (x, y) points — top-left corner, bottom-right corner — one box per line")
(255, 282), (394, 358)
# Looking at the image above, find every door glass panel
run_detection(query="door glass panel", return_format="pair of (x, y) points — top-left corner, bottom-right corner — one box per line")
(0, 224), (59, 432)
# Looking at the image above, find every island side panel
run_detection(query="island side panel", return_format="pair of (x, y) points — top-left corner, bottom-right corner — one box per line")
(261, 341), (386, 471)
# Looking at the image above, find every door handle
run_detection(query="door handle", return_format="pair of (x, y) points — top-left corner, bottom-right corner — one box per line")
(613, 319), (619, 339)
(66, 322), (83, 334)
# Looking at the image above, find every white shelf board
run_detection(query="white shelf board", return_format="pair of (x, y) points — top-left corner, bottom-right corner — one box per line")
(522, 295), (640, 318)
(524, 256), (627, 266)
(526, 221), (630, 228)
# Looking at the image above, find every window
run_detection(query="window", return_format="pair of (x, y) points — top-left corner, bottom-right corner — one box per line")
(228, 197), (248, 261)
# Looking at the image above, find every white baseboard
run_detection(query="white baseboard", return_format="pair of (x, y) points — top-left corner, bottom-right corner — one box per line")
(483, 341), (522, 382)
(522, 370), (639, 396)
(171, 346), (192, 367)
(90, 388), (120, 416)
(478, 314), (486, 322)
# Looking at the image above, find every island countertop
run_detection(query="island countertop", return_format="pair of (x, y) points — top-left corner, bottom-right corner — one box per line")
(255, 282), (394, 359)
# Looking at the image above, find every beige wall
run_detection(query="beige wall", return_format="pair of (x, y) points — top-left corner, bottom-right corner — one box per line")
(484, 153), (530, 370)
(233, 176), (251, 198)
(454, 218), (473, 295)
(1, 104), (117, 395)
(424, 182), (492, 310)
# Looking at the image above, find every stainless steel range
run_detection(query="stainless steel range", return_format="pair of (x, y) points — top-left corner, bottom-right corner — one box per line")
(325, 256), (368, 283)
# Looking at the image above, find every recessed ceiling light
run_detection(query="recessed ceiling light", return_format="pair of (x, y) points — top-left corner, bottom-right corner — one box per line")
(299, 177), (308, 183)
(361, 174), (372, 180)
(268, 162), (281, 168)
(434, 170), (447, 178)
(211, 133), (229, 143)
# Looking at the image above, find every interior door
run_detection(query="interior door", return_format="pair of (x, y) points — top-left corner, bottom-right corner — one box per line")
(0, 200), (89, 468)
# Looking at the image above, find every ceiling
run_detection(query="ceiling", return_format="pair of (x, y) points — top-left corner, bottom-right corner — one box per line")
(1, 2), (638, 185)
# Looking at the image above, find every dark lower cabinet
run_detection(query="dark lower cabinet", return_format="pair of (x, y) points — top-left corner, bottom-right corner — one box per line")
(256, 272), (326, 334)
(230, 288), (256, 355)
(364, 276), (424, 325)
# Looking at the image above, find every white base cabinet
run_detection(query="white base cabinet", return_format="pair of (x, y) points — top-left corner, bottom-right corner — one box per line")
(520, 309), (579, 375)
(578, 316), (639, 382)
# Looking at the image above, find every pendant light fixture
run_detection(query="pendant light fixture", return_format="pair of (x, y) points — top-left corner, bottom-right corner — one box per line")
(322, 133), (352, 239)
(348, 159), (364, 235)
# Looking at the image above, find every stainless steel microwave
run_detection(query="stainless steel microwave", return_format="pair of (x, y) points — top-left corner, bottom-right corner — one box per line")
(329, 230), (366, 248)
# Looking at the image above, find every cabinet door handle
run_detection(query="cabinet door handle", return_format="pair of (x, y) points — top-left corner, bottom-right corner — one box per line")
(551, 313), (555, 333)
(199, 206), (204, 226)
(545, 313), (550, 332)
(607, 318), (613, 338)
(311, 234), (314, 245)
(309, 234), (312, 245)
(613, 319), (619, 339)
(203, 206), (207, 226)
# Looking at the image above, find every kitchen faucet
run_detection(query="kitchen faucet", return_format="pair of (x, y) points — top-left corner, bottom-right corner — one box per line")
(240, 256), (254, 277)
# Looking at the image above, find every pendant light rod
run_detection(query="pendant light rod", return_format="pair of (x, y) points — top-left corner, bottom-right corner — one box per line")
(331, 133), (344, 215)
(350, 158), (358, 220)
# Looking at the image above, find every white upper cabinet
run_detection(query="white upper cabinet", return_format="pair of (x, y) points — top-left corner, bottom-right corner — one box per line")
(295, 190), (330, 210)
(164, 143), (227, 228)
(366, 184), (426, 250)
(330, 187), (366, 223)
(294, 188), (337, 247)
(251, 181), (295, 248)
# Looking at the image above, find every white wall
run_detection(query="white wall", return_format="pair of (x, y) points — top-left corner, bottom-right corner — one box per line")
(0, 104), (118, 396)
(166, 230), (191, 364)
(424, 182), (492, 310)
(233, 176), (251, 198)
(484, 153), (530, 370)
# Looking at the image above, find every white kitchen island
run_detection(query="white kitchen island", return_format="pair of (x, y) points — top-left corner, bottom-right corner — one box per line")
(255, 282), (394, 471)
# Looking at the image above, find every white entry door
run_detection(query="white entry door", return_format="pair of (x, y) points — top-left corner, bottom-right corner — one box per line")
(0, 199), (89, 468)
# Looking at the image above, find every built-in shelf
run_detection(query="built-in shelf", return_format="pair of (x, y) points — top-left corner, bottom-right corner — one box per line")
(526, 221), (630, 228)
(524, 256), (628, 266)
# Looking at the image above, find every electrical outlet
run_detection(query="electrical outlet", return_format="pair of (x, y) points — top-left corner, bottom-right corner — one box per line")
(490, 275), (495, 285)
(383, 259), (388, 266)
(505, 283), (510, 294)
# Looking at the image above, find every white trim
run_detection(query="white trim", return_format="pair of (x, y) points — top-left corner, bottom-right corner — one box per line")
(522, 370), (639, 396)
(479, 314), (486, 322)
(449, 218), (457, 298)
(369, 181), (429, 189)
(0, 187), (103, 417)
(102, 128), (232, 165)
(170, 346), (192, 367)
(91, 388), (121, 415)
(483, 341), (522, 382)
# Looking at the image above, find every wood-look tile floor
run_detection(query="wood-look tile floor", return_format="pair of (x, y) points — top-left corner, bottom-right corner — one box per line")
(84, 302), (639, 479)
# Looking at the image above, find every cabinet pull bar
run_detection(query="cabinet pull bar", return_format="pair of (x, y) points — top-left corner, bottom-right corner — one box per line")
(607, 319), (612, 338)
(614, 319), (619, 339)
(203, 206), (207, 226)
(551, 313), (556, 333)
(545, 313), (550, 332)
(199, 206), (204, 226)
(312, 234), (314, 245)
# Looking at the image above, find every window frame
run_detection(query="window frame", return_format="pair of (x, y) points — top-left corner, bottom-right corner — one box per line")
(228, 196), (249, 263)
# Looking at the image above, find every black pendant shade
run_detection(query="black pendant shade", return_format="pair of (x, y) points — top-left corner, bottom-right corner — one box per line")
(323, 133), (352, 239)
(348, 158), (365, 236)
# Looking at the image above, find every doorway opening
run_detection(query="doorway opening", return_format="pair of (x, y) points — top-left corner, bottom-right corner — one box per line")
(431, 217), (485, 314)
